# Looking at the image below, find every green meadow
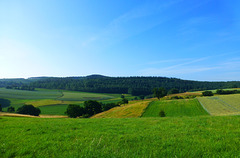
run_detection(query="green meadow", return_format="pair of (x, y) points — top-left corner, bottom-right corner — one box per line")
(142, 99), (208, 117)
(1, 116), (240, 158)
(0, 88), (128, 115)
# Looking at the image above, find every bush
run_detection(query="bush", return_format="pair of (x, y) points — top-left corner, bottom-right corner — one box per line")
(84, 100), (102, 116)
(17, 105), (41, 116)
(65, 104), (85, 118)
(202, 91), (214, 96)
(0, 104), (2, 112)
(7, 106), (15, 113)
(102, 103), (119, 111)
(159, 110), (166, 117)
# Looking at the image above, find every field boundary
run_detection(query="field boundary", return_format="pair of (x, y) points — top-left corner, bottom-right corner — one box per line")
(197, 98), (211, 115)
(140, 101), (154, 117)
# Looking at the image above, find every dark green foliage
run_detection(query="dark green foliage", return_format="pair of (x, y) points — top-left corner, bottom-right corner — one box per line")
(65, 104), (85, 118)
(28, 76), (240, 95)
(0, 104), (2, 112)
(0, 98), (11, 108)
(216, 89), (240, 95)
(119, 98), (128, 105)
(7, 106), (15, 113)
(202, 91), (214, 96)
(17, 105), (41, 116)
(84, 100), (102, 116)
(102, 103), (119, 111)
(159, 110), (166, 117)
(139, 95), (145, 100)
(168, 88), (179, 95)
(121, 94), (125, 99)
(153, 87), (167, 100)
(6, 86), (35, 91)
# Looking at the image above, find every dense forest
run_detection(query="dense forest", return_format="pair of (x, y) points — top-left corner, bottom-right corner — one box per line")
(1, 75), (240, 95)
(28, 75), (240, 95)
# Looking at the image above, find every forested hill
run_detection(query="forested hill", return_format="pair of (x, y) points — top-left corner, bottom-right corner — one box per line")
(28, 75), (240, 95)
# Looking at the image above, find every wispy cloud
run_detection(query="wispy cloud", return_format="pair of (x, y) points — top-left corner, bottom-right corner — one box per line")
(139, 53), (240, 78)
(81, 0), (183, 47)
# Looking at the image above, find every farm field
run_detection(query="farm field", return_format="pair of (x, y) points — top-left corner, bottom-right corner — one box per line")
(0, 88), (127, 115)
(197, 94), (240, 116)
(92, 99), (153, 118)
(142, 99), (209, 117)
(1, 116), (240, 157)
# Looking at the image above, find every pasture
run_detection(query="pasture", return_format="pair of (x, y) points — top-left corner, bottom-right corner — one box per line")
(142, 99), (209, 117)
(1, 116), (240, 157)
(0, 88), (126, 115)
(197, 94), (240, 116)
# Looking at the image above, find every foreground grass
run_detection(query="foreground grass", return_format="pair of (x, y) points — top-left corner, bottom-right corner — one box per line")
(142, 99), (208, 117)
(1, 116), (240, 157)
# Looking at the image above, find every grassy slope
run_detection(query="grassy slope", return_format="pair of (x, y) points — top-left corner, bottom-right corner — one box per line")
(92, 100), (152, 118)
(1, 116), (240, 157)
(142, 99), (209, 117)
(197, 94), (240, 116)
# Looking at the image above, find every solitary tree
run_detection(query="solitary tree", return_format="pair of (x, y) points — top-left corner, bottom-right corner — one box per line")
(84, 100), (102, 116)
(153, 87), (167, 100)
(65, 104), (84, 118)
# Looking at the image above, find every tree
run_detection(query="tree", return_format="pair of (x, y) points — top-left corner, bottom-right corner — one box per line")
(121, 94), (125, 99)
(7, 106), (15, 113)
(202, 91), (214, 96)
(153, 87), (167, 100)
(0, 104), (2, 112)
(168, 88), (179, 95)
(119, 98), (128, 105)
(65, 104), (84, 118)
(17, 105), (41, 116)
(84, 100), (102, 116)
(102, 103), (119, 111)
(139, 95), (145, 100)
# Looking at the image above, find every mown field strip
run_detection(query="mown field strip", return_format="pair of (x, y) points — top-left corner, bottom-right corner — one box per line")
(142, 98), (209, 117)
(197, 94), (240, 116)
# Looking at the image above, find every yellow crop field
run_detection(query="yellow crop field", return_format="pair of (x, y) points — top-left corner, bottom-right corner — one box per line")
(92, 100), (153, 118)
(197, 94), (240, 116)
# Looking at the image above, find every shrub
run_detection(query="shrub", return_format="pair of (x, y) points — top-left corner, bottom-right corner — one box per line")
(84, 100), (102, 116)
(7, 106), (15, 113)
(159, 110), (166, 117)
(65, 104), (85, 118)
(17, 105), (41, 116)
(0, 104), (2, 112)
(202, 91), (214, 96)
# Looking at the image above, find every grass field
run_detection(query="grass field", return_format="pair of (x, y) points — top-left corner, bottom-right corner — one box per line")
(92, 100), (152, 118)
(142, 99), (209, 117)
(197, 94), (240, 116)
(1, 116), (240, 157)
(0, 88), (129, 115)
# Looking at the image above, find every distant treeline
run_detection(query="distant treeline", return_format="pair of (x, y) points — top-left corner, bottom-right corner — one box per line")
(28, 76), (240, 95)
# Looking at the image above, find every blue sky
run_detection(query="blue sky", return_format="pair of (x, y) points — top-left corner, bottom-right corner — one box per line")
(0, 0), (240, 81)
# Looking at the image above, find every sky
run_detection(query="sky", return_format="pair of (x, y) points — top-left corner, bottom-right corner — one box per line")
(0, 0), (240, 81)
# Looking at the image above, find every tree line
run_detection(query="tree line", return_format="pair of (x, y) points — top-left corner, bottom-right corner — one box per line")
(28, 76), (240, 95)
